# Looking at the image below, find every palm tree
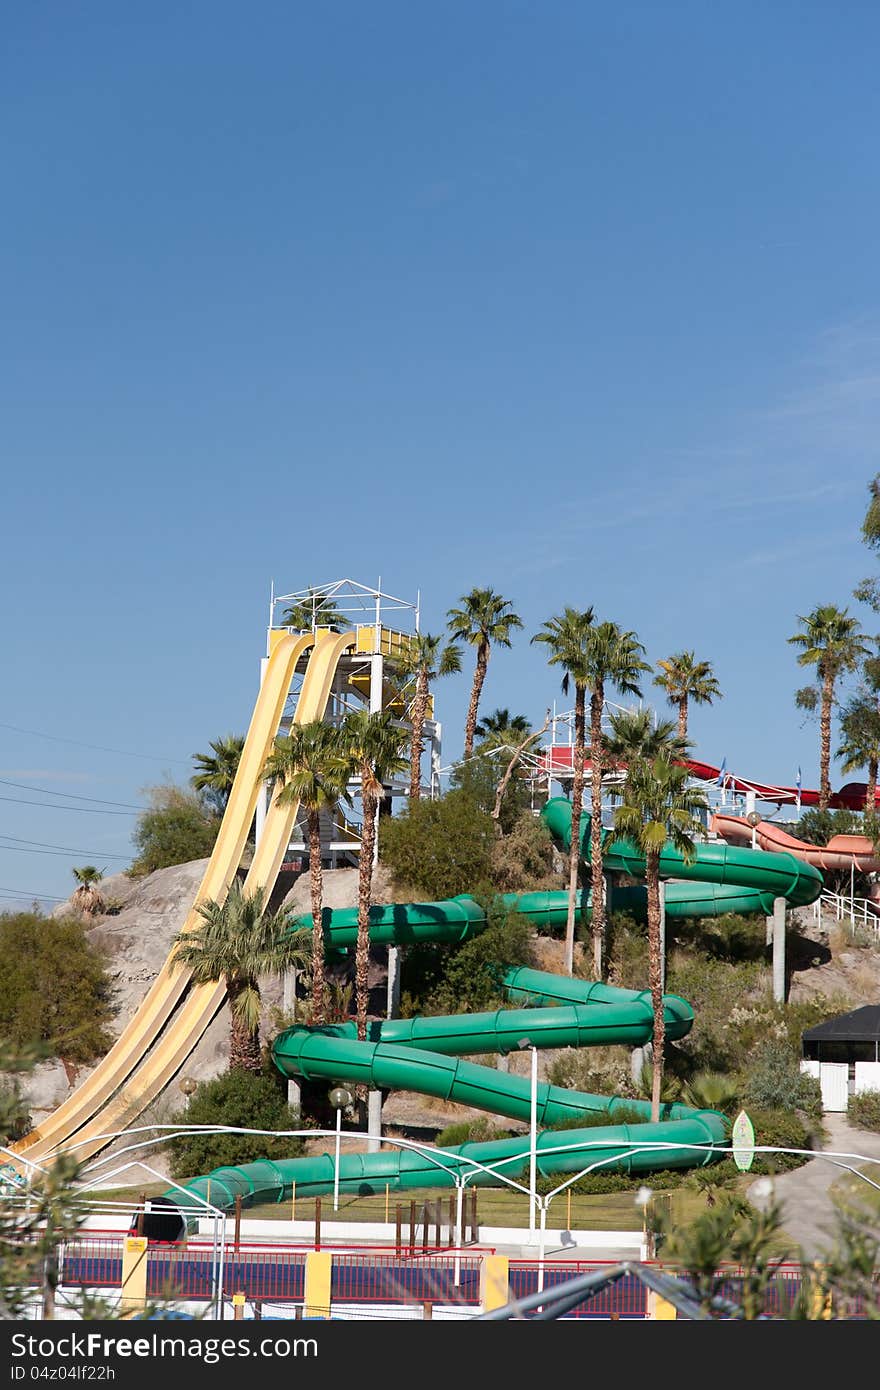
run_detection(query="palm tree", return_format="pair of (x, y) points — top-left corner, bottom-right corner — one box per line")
(583, 622), (650, 980)
(604, 708), (690, 768)
(474, 708), (532, 748)
(837, 690), (880, 813)
(532, 607), (595, 976)
(191, 734), (245, 815)
(263, 721), (352, 1025)
(855, 473), (880, 610)
(395, 633), (461, 800)
(71, 866), (105, 918)
(653, 652), (722, 742)
(341, 710), (409, 1050)
(788, 604), (870, 812)
(610, 754), (707, 1121)
(173, 881), (310, 1073)
(447, 588), (523, 759)
(280, 589), (345, 630)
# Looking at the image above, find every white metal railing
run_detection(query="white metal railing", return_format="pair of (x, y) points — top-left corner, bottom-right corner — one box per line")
(812, 890), (880, 939)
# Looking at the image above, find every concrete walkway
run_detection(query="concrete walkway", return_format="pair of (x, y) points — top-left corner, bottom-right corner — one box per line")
(748, 1113), (880, 1259)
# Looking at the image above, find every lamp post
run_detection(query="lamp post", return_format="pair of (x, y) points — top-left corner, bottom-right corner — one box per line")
(517, 1038), (539, 1238)
(179, 1076), (197, 1112)
(328, 1086), (353, 1212)
(746, 809), (761, 851)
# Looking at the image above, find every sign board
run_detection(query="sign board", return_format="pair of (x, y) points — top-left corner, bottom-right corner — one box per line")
(731, 1109), (756, 1172)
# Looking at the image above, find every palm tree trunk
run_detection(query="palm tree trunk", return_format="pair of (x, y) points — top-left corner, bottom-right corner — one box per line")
(463, 641), (489, 759)
(409, 671), (428, 800)
(645, 850), (664, 1123)
(564, 686), (586, 976)
(820, 671), (834, 812)
(355, 785), (377, 1046)
(678, 696), (688, 743)
(590, 683), (606, 980)
(868, 756), (878, 815)
(228, 980), (262, 1074)
(309, 810), (327, 1025)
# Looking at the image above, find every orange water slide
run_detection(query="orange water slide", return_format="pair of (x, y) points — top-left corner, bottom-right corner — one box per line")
(710, 812), (880, 874)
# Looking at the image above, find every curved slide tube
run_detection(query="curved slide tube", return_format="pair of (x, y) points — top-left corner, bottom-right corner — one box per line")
(165, 795), (822, 1212)
(169, 968), (726, 1215)
(541, 797), (823, 909)
(11, 630), (356, 1171)
(711, 812), (880, 875)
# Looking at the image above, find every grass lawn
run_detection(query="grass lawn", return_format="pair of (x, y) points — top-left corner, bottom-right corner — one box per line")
(77, 1178), (746, 1233)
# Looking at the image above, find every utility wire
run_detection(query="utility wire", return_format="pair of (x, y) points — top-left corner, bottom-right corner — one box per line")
(0, 777), (144, 810)
(0, 795), (136, 816)
(0, 720), (188, 765)
(0, 833), (129, 858)
(0, 843), (129, 861)
(0, 887), (66, 902)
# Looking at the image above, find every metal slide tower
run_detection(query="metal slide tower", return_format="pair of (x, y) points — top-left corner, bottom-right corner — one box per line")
(255, 579), (441, 869)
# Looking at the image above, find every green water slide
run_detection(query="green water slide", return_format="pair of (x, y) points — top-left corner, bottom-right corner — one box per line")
(169, 966), (727, 1215)
(165, 799), (821, 1215)
(541, 796), (823, 913)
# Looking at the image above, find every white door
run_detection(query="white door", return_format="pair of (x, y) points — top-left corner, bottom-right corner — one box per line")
(818, 1062), (849, 1112)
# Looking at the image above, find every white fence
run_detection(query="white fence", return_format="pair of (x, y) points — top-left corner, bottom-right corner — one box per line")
(812, 891), (880, 939)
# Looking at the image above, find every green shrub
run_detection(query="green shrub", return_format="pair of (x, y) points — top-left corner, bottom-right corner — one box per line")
(0, 1079), (30, 1144)
(747, 1105), (818, 1172)
(436, 1118), (517, 1147)
(489, 811), (559, 892)
(602, 913), (648, 988)
(546, 1046), (635, 1099)
(536, 1165), (702, 1196)
(681, 1071), (741, 1114)
(130, 784), (220, 876)
(741, 1041), (823, 1121)
(847, 1089), (880, 1133)
(379, 788), (494, 900)
(682, 914), (768, 964)
(167, 1068), (307, 1179)
(0, 911), (115, 1065)
(400, 898), (533, 1015)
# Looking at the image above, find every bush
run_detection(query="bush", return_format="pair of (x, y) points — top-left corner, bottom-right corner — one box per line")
(379, 788), (494, 900)
(0, 1079), (30, 1144)
(167, 1068), (307, 1179)
(747, 1105), (818, 1172)
(0, 911), (115, 1066)
(436, 1118), (517, 1147)
(603, 913), (648, 987)
(400, 898), (534, 1015)
(847, 1089), (880, 1133)
(547, 1045), (635, 1100)
(130, 784), (220, 876)
(489, 811), (560, 892)
(740, 1041), (823, 1121)
(679, 914), (768, 964)
(449, 756), (532, 835)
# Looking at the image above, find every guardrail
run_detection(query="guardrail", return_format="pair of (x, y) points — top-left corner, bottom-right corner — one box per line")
(812, 891), (880, 938)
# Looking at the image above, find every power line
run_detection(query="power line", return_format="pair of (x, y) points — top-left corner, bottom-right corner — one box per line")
(0, 720), (188, 765)
(0, 841), (129, 862)
(0, 794), (136, 816)
(0, 833), (129, 857)
(0, 887), (66, 902)
(0, 778), (144, 810)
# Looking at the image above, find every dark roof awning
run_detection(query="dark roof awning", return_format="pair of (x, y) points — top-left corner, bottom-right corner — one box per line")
(803, 1005), (880, 1043)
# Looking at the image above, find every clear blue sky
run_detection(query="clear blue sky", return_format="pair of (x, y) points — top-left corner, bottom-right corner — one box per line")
(3, 3), (880, 906)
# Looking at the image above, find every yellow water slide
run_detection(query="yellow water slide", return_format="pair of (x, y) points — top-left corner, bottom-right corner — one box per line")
(14, 629), (355, 1168)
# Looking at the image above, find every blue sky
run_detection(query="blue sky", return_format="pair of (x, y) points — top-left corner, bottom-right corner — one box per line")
(2, 3), (880, 906)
